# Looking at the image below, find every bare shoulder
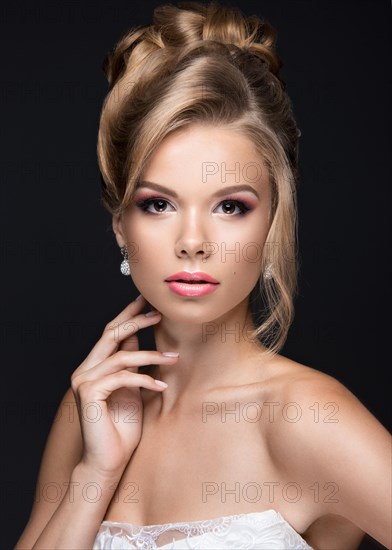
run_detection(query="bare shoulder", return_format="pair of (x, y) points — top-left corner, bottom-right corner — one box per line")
(256, 351), (379, 422)
(258, 351), (345, 390)
(15, 386), (83, 549)
(255, 352), (391, 548)
(257, 351), (390, 461)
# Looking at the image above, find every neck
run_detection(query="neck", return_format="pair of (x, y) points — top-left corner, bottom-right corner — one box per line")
(149, 298), (267, 416)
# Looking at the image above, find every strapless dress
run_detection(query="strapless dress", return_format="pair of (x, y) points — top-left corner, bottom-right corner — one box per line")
(92, 508), (314, 549)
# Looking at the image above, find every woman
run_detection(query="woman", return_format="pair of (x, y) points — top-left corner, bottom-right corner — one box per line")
(15, 1), (391, 549)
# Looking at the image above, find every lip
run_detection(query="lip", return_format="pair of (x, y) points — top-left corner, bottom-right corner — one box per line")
(165, 271), (219, 284)
(164, 271), (220, 297)
(165, 281), (219, 297)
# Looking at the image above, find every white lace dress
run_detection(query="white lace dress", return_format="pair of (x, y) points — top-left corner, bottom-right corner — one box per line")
(92, 509), (314, 549)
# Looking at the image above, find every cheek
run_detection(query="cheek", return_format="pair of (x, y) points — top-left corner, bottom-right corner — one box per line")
(217, 221), (267, 269)
(123, 224), (155, 278)
(126, 222), (165, 261)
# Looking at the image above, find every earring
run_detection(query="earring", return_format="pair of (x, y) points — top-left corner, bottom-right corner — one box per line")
(264, 263), (273, 280)
(120, 245), (130, 276)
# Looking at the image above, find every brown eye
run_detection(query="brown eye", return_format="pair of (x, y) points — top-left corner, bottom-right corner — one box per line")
(152, 199), (167, 212)
(222, 201), (236, 214)
(216, 200), (250, 215)
(136, 197), (175, 214)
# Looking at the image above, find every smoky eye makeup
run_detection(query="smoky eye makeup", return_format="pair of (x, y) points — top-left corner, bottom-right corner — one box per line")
(134, 194), (253, 216)
(215, 197), (252, 215)
(135, 196), (174, 214)
(133, 184), (257, 217)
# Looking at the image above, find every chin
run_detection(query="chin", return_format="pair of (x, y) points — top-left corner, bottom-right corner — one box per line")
(163, 308), (224, 324)
(161, 300), (249, 326)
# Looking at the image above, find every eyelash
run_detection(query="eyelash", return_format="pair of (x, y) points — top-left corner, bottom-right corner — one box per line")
(135, 196), (251, 216)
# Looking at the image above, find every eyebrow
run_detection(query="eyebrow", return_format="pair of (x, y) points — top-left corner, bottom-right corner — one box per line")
(136, 180), (260, 199)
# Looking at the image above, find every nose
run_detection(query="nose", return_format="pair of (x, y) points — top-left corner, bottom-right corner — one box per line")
(174, 207), (210, 260)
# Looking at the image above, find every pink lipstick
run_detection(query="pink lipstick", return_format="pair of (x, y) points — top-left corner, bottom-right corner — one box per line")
(165, 271), (219, 297)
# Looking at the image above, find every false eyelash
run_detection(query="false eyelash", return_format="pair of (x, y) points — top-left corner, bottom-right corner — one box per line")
(221, 197), (251, 215)
(135, 196), (252, 216)
(135, 197), (172, 213)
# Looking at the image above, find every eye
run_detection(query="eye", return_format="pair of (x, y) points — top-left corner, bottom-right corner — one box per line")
(136, 197), (175, 214)
(215, 199), (251, 216)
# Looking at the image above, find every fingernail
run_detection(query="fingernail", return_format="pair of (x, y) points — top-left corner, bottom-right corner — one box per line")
(135, 294), (143, 301)
(155, 379), (168, 388)
(162, 352), (179, 357)
(145, 310), (160, 317)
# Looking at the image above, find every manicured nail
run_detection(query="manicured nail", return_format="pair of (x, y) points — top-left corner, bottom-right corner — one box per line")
(135, 294), (143, 301)
(162, 352), (179, 357)
(145, 309), (160, 317)
(155, 379), (168, 388)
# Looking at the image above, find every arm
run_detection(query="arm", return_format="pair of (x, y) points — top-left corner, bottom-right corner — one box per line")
(14, 387), (119, 550)
(279, 373), (391, 549)
(30, 463), (120, 549)
(15, 296), (176, 549)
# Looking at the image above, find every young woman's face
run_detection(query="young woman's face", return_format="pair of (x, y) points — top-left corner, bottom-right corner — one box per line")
(114, 124), (272, 324)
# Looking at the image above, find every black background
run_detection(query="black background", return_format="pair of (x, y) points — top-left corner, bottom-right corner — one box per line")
(1, 1), (390, 549)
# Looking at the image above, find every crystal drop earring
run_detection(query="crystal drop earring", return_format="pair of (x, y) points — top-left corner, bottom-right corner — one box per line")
(264, 263), (273, 280)
(120, 245), (130, 276)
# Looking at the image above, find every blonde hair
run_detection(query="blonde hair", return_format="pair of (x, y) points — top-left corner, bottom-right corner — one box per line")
(97, 0), (301, 358)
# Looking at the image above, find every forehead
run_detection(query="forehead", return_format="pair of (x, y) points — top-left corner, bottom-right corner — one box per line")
(141, 124), (267, 187)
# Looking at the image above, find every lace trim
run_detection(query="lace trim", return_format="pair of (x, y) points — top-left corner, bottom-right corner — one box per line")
(92, 509), (314, 549)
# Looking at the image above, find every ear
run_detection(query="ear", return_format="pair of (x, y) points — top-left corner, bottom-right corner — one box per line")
(112, 214), (126, 248)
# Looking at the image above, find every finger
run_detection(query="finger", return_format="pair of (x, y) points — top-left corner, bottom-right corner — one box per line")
(73, 350), (178, 385)
(104, 311), (162, 352)
(109, 294), (147, 327)
(80, 308), (162, 371)
(78, 370), (169, 403)
(117, 333), (139, 353)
